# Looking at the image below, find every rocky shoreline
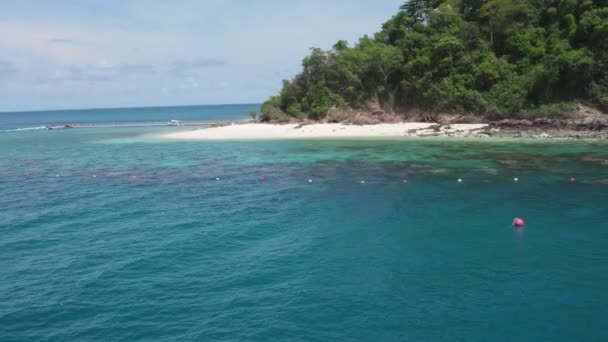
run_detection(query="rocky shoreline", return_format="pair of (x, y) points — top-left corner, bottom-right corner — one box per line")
(257, 104), (608, 140)
(391, 119), (608, 140)
(484, 117), (608, 139)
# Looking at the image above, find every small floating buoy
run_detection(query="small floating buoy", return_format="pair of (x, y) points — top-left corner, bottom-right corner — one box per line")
(92, 175), (97, 178)
(512, 217), (525, 227)
(514, 177), (519, 182)
(130, 175), (137, 180)
(402, 179), (408, 184)
(360, 180), (366, 184)
(570, 177), (576, 183)
(458, 178), (463, 183)
(215, 177), (220, 181)
(259, 176), (266, 181)
(308, 179), (313, 183)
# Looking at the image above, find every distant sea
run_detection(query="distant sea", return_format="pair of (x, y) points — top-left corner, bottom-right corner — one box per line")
(0, 104), (259, 130)
(2, 104), (608, 341)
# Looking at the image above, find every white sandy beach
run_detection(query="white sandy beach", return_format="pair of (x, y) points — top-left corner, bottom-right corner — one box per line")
(162, 123), (489, 140)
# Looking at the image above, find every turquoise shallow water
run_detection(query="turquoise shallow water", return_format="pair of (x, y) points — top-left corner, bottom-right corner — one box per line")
(2, 107), (608, 341)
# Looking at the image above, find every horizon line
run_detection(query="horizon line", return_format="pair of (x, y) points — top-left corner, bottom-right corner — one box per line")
(0, 102), (263, 115)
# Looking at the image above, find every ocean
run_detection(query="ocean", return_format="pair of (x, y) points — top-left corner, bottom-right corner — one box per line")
(0, 104), (258, 131)
(2, 104), (608, 341)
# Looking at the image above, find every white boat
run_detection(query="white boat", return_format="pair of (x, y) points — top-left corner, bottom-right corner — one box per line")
(167, 120), (183, 126)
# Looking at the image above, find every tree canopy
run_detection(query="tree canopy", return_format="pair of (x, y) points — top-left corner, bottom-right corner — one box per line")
(262, 0), (608, 120)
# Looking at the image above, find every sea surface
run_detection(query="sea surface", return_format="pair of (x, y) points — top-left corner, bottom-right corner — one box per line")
(2, 105), (608, 341)
(0, 104), (257, 130)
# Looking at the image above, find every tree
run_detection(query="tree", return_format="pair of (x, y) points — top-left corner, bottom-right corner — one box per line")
(480, 0), (535, 48)
(261, 0), (608, 120)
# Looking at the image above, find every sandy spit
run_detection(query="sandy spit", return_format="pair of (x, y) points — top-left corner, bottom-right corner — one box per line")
(161, 123), (489, 140)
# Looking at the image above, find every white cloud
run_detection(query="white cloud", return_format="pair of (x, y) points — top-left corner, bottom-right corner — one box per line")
(48, 38), (79, 45)
(47, 63), (157, 83)
(179, 78), (201, 89)
(170, 59), (227, 77)
(0, 1), (403, 111)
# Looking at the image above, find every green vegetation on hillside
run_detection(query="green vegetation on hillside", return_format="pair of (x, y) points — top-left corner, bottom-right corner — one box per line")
(262, 0), (608, 121)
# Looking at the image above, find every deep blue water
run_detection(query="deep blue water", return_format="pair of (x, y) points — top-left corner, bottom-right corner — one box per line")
(2, 105), (608, 341)
(0, 104), (258, 130)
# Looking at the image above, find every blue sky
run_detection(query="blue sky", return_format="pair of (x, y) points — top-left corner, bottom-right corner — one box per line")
(0, 0), (403, 112)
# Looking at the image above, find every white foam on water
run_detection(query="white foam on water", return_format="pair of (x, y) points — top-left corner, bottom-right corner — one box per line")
(1, 126), (48, 132)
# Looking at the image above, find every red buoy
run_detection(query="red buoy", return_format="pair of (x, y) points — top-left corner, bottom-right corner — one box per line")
(570, 177), (576, 183)
(402, 179), (408, 184)
(512, 217), (525, 228)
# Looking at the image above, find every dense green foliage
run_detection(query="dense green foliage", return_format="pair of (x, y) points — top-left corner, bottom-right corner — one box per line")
(262, 0), (608, 120)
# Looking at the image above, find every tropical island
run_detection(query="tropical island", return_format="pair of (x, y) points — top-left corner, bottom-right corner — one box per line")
(166, 0), (608, 140)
